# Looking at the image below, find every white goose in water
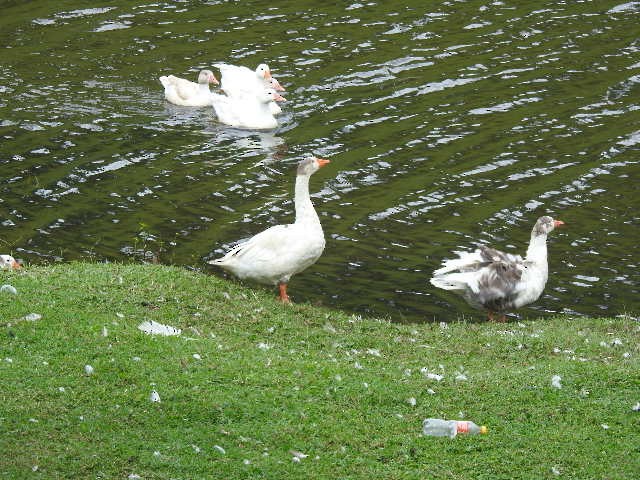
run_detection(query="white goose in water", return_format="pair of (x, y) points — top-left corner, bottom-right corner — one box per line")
(209, 157), (330, 303)
(211, 88), (286, 130)
(215, 63), (285, 115)
(0, 255), (21, 269)
(159, 69), (219, 106)
(430, 216), (564, 321)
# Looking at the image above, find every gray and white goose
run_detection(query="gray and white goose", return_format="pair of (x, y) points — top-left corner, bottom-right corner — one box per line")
(430, 216), (564, 321)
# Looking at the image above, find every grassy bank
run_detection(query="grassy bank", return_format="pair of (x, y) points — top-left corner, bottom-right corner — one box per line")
(0, 263), (638, 479)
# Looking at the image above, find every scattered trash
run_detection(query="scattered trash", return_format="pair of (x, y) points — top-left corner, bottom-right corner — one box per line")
(193, 353), (202, 360)
(58, 387), (66, 393)
(601, 424), (610, 430)
(102, 326), (108, 337)
(632, 402), (640, 412)
(407, 397), (417, 407)
(192, 444), (201, 454)
(291, 450), (308, 463)
(84, 365), (94, 375)
(257, 342), (271, 350)
(4, 358), (13, 363)
(128, 474), (142, 480)
(426, 372), (444, 382)
(551, 375), (562, 389)
(551, 466), (561, 476)
(23, 313), (42, 322)
(0, 284), (17, 295)
(153, 451), (161, 457)
(138, 320), (181, 336)
(150, 390), (161, 403)
(213, 445), (226, 455)
(423, 418), (488, 438)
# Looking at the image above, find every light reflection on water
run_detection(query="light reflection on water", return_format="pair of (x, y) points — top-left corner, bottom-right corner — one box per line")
(1, 1), (639, 322)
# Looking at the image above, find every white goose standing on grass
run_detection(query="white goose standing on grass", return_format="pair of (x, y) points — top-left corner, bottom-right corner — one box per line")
(211, 88), (286, 130)
(215, 63), (285, 115)
(159, 69), (219, 106)
(209, 157), (330, 303)
(430, 216), (565, 322)
(1, 255), (21, 270)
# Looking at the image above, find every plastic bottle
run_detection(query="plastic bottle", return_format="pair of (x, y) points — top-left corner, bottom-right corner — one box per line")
(422, 418), (488, 438)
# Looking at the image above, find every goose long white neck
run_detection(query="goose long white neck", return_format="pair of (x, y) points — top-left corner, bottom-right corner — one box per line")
(294, 174), (320, 225)
(198, 83), (210, 95)
(526, 233), (548, 266)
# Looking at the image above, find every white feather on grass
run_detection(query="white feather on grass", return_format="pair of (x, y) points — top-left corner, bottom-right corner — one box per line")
(138, 320), (181, 336)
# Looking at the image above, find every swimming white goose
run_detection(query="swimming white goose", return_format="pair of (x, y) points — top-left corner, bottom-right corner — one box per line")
(0, 255), (21, 270)
(209, 157), (330, 303)
(215, 63), (285, 115)
(211, 88), (286, 130)
(159, 69), (219, 107)
(430, 216), (564, 321)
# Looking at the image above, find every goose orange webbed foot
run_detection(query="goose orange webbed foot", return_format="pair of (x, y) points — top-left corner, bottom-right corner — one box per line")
(278, 284), (291, 304)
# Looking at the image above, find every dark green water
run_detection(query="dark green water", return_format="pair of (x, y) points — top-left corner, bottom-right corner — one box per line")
(1, 1), (639, 322)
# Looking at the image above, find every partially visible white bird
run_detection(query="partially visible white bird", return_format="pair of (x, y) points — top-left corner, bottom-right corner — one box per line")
(215, 63), (285, 115)
(159, 69), (219, 106)
(211, 88), (286, 130)
(430, 216), (565, 321)
(0, 255), (21, 270)
(209, 157), (330, 303)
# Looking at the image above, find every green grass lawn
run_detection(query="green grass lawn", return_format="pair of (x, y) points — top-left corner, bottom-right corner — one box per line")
(1, 263), (638, 479)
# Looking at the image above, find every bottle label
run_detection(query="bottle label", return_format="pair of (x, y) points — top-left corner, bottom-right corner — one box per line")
(456, 421), (469, 434)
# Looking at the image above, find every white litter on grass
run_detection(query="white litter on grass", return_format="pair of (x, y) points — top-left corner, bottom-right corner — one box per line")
(0, 284), (17, 294)
(150, 390), (161, 403)
(425, 372), (444, 382)
(354, 361), (363, 370)
(128, 475), (142, 480)
(132, 356), (141, 362)
(551, 466), (561, 476)
(58, 386), (66, 393)
(84, 365), (94, 375)
(32, 465), (38, 472)
(153, 451), (161, 457)
(366, 348), (382, 357)
(551, 375), (562, 389)
(102, 326), (108, 337)
(214, 445), (226, 454)
(193, 353), (202, 360)
(4, 358), (13, 363)
(243, 459), (251, 465)
(192, 444), (201, 453)
(257, 342), (271, 350)
(407, 397), (417, 407)
(290, 450), (308, 462)
(23, 313), (42, 322)
(426, 388), (436, 395)
(138, 320), (181, 336)
(116, 312), (124, 318)
(632, 402), (640, 412)
(601, 424), (610, 430)
(455, 372), (468, 381)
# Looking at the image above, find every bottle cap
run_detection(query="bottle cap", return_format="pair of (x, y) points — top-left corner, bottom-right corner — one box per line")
(480, 426), (488, 434)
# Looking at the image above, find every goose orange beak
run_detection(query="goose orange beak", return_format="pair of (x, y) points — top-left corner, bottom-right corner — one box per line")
(316, 158), (330, 168)
(273, 93), (286, 102)
(210, 73), (219, 85)
(271, 78), (285, 92)
(11, 259), (21, 269)
(554, 220), (565, 227)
